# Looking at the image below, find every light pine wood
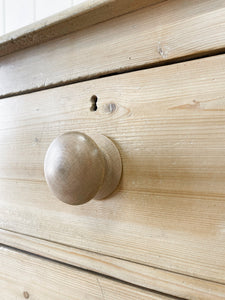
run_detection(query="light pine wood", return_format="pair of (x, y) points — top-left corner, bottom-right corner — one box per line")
(1, 0), (225, 97)
(0, 0), (161, 57)
(1, 54), (225, 283)
(0, 246), (172, 300)
(44, 132), (122, 205)
(1, 229), (225, 300)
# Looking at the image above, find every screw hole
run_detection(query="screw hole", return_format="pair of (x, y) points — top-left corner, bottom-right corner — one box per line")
(90, 95), (98, 111)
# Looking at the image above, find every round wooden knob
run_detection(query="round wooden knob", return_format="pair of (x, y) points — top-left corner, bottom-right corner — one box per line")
(44, 132), (122, 205)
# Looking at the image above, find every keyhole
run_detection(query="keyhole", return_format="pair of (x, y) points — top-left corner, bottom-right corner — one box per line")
(90, 95), (98, 111)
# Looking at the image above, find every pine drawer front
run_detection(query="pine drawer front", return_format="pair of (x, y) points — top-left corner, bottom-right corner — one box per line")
(0, 246), (168, 300)
(1, 53), (225, 284)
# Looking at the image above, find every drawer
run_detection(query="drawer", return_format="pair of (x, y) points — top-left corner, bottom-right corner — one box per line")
(1, 53), (225, 284)
(0, 246), (167, 300)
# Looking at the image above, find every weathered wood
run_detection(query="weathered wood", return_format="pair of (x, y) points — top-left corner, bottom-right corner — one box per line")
(0, 0), (161, 57)
(1, 0), (225, 97)
(1, 54), (225, 283)
(0, 246), (171, 300)
(1, 229), (225, 300)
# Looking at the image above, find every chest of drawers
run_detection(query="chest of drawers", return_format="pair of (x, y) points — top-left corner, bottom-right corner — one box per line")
(1, 1), (225, 299)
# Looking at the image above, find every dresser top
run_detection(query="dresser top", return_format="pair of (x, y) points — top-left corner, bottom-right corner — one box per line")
(0, 0), (158, 57)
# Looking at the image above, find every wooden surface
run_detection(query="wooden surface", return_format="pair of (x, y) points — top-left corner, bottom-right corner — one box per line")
(44, 132), (122, 204)
(0, 0), (161, 57)
(1, 0), (225, 97)
(1, 54), (225, 284)
(1, 229), (225, 300)
(0, 246), (172, 300)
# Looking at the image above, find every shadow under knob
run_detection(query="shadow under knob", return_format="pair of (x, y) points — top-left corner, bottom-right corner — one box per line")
(44, 132), (122, 205)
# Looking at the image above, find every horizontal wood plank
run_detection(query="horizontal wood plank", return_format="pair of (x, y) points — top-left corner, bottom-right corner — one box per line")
(0, 0), (160, 57)
(0, 246), (171, 300)
(1, 229), (225, 300)
(1, 0), (225, 97)
(1, 54), (225, 283)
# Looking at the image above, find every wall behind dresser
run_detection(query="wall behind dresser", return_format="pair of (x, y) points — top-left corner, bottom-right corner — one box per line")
(0, 0), (86, 36)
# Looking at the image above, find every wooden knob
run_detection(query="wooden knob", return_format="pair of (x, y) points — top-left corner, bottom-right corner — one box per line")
(44, 132), (122, 205)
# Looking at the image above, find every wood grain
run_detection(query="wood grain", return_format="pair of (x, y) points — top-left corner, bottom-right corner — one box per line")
(0, 246), (171, 300)
(1, 229), (225, 300)
(1, 0), (225, 97)
(1, 54), (225, 283)
(0, 0), (161, 57)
